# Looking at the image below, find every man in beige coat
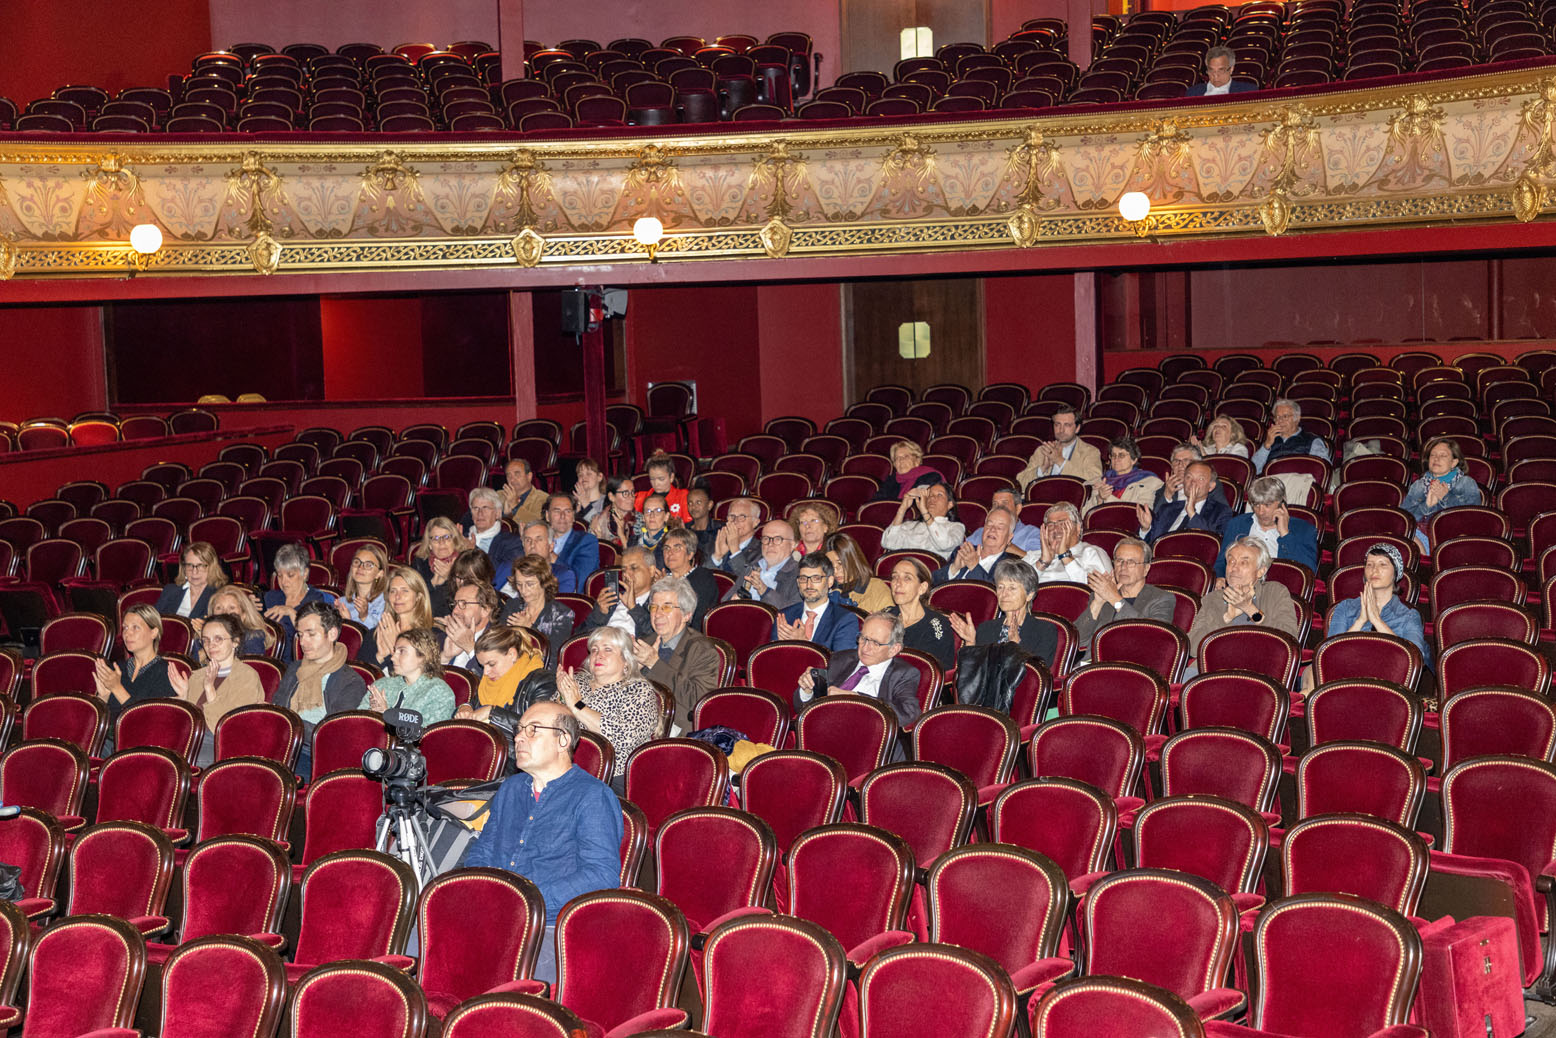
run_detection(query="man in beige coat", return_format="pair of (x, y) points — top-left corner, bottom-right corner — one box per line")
(1017, 405), (1103, 491)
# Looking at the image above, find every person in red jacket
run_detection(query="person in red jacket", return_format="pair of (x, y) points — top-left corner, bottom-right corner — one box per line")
(634, 454), (689, 522)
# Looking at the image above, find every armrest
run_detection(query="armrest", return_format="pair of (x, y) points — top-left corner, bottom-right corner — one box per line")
(1009, 957), (1075, 996)
(845, 930), (915, 968)
(1536, 859), (1556, 890)
(370, 955), (416, 972)
(129, 916), (170, 937)
(1068, 871), (1110, 899)
(16, 897), (53, 919)
(250, 933), (286, 951)
(490, 979), (548, 997)
(976, 781), (1013, 807)
(1187, 987), (1246, 1021)
(603, 1008), (689, 1038)
(72, 1030), (140, 1038)
(1230, 892), (1264, 915)
(1019, 723), (1040, 743)
(0, 1005), (20, 1030)
(691, 906), (773, 949)
(161, 828), (190, 845)
(57, 815), (85, 832)
(1368, 1028), (1431, 1038)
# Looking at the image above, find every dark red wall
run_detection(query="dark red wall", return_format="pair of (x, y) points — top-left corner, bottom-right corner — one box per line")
(0, 306), (108, 421)
(985, 273), (1080, 389)
(0, 0), (211, 104)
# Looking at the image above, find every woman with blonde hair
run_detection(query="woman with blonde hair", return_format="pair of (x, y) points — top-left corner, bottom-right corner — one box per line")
(368, 565), (442, 670)
(412, 516), (470, 616)
(335, 541), (390, 630)
(93, 603), (174, 729)
(204, 585), (274, 657)
(791, 503), (839, 558)
(554, 624), (661, 793)
(455, 625), (552, 722)
(360, 626), (456, 723)
(155, 541), (229, 620)
(1194, 414), (1251, 458)
(871, 439), (941, 501)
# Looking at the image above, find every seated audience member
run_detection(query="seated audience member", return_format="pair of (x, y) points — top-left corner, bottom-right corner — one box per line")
(204, 585), (275, 658)
(722, 520), (802, 610)
(948, 559), (1057, 665)
(1252, 398), (1332, 473)
(464, 487), (525, 571)
(795, 612), (923, 729)
(1017, 405), (1102, 491)
(370, 566), (441, 671)
(881, 480), (965, 560)
(631, 492), (677, 564)
(499, 555), (576, 662)
(570, 457), (607, 523)
(500, 458), (547, 524)
(1073, 537), (1177, 648)
(934, 507), (1021, 583)
(635, 454), (690, 523)
(456, 626), (551, 723)
(440, 580), (498, 671)
(1140, 461), (1235, 543)
(583, 545), (662, 638)
(872, 439), (942, 501)
(1027, 503), (1114, 583)
(1187, 536), (1302, 658)
(1194, 414), (1251, 458)
(512, 520), (576, 594)
(1186, 46), (1254, 96)
(555, 625), (663, 793)
(412, 517), (470, 616)
(685, 484), (721, 559)
(1152, 443), (1228, 512)
(791, 503), (838, 558)
(273, 602), (370, 779)
(886, 557), (956, 669)
(1216, 476), (1320, 576)
(1083, 436), (1165, 517)
(449, 549), (497, 609)
(94, 604), (174, 731)
(827, 531), (894, 614)
(361, 627), (456, 724)
(546, 493), (600, 584)
(156, 542), (226, 620)
(461, 700), (623, 986)
(1324, 542), (1433, 671)
(589, 476), (639, 551)
(634, 575), (722, 733)
(775, 552), (862, 652)
(334, 541), (389, 630)
(970, 489), (1041, 552)
(707, 497), (762, 579)
(659, 528), (719, 627)
(172, 614), (265, 764)
(264, 543), (335, 660)
(1403, 436), (1484, 553)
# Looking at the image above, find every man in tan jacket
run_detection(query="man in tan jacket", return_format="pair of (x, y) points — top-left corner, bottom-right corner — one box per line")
(1017, 405), (1103, 491)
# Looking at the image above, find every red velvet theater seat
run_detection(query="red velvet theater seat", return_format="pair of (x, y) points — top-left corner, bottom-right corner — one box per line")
(549, 889), (691, 1038)
(285, 850), (417, 984)
(155, 934), (288, 1038)
(1027, 715), (1145, 815)
(1279, 813), (1428, 916)
(21, 914), (146, 1038)
(991, 778), (1117, 890)
(0, 807), (66, 920)
(796, 695), (900, 785)
(288, 959), (427, 1038)
(910, 705), (1019, 805)
(1294, 740), (1425, 828)
(1032, 976), (1207, 1038)
(1204, 894), (1427, 1038)
(1176, 672), (1289, 744)
(655, 807), (777, 936)
(624, 738), (730, 838)
(66, 821), (176, 936)
(1158, 728), (1282, 818)
(94, 748), (191, 841)
(441, 992), (590, 1038)
(213, 704), (304, 768)
(787, 823), (915, 967)
(697, 913), (847, 1038)
(0, 900), (31, 1031)
(146, 835), (291, 964)
(114, 697), (205, 762)
(858, 942), (1018, 1038)
(1130, 797), (1268, 912)
(417, 867), (544, 1020)
(739, 750), (847, 910)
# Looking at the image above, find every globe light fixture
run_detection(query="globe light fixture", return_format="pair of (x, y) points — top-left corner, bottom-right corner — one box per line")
(1117, 192), (1157, 238)
(632, 217), (665, 262)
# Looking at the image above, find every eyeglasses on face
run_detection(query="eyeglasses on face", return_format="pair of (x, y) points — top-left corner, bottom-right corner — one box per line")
(761, 534), (793, 544)
(796, 574), (830, 585)
(515, 722), (565, 738)
(643, 506), (666, 515)
(429, 533), (453, 543)
(351, 558), (379, 568)
(858, 634), (893, 649)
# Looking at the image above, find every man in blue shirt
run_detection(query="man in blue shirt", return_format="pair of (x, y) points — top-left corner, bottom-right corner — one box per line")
(462, 701), (622, 984)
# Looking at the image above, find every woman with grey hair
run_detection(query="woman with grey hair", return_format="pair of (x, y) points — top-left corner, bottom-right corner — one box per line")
(554, 624), (661, 793)
(1187, 535), (1301, 657)
(947, 558), (1057, 665)
(263, 541), (335, 661)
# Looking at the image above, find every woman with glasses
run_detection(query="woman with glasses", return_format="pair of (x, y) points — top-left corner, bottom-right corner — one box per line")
(171, 613), (265, 765)
(885, 556), (956, 669)
(360, 626), (457, 724)
(500, 554), (575, 664)
(589, 476), (639, 551)
(369, 566), (442, 670)
(554, 625), (661, 794)
(659, 528), (719, 627)
(264, 542), (335, 662)
(334, 542), (390, 630)
(948, 559), (1057, 665)
(155, 541), (228, 620)
(791, 503), (838, 559)
(630, 491), (679, 565)
(412, 516), (470, 617)
(1083, 436), (1164, 517)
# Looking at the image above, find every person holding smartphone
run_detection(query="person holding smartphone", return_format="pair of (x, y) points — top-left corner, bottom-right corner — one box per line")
(1214, 476), (1319, 577)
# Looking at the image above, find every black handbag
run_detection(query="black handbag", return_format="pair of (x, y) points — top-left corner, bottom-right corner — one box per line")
(953, 641), (1034, 715)
(0, 863), (23, 903)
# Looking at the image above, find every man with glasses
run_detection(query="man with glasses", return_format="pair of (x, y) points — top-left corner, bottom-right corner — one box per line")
(1073, 536), (1177, 648)
(708, 497), (763, 579)
(517, 520), (577, 594)
(659, 528), (718, 627)
(935, 507), (1022, 584)
(439, 581), (497, 670)
(462, 700), (622, 986)
(722, 520), (802, 610)
(584, 546), (661, 638)
(545, 493), (600, 585)
(634, 575), (722, 732)
(1139, 460), (1234, 543)
(1027, 503), (1113, 583)
(775, 553), (861, 652)
(463, 487), (525, 572)
(794, 612), (921, 732)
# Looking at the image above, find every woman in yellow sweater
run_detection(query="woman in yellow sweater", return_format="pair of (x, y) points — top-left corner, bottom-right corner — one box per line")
(454, 625), (551, 723)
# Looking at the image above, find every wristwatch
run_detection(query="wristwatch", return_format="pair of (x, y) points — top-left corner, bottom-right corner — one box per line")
(573, 699), (587, 710)
(1249, 611), (1264, 623)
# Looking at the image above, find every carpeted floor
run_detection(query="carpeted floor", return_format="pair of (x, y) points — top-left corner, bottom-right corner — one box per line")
(1526, 998), (1556, 1036)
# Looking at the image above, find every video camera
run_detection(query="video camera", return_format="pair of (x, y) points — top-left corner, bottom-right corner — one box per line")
(362, 707), (429, 808)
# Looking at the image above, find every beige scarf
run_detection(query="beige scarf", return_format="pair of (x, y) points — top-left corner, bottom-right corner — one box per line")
(290, 642), (347, 715)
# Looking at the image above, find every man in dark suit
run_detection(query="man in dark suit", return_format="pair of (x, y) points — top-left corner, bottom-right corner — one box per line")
(634, 575), (723, 733)
(774, 553), (862, 653)
(518, 521), (576, 594)
(1073, 537), (1179, 649)
(1149, 445), (1230, 514)
(465, 487), (525, 572)
(1185, 47), (1256, 97)
(721, 519), (801, 611)
(707, 498), (762, 581)
(545, 494), (600, 585)
(934, 506), (1023, 584)
(581, 546), (659, 639)
(1140, 461), (1236, 543)
(794, 612), (922, 730)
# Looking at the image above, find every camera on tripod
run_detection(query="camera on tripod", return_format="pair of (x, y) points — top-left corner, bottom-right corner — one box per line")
(362, 707), (429, 806)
